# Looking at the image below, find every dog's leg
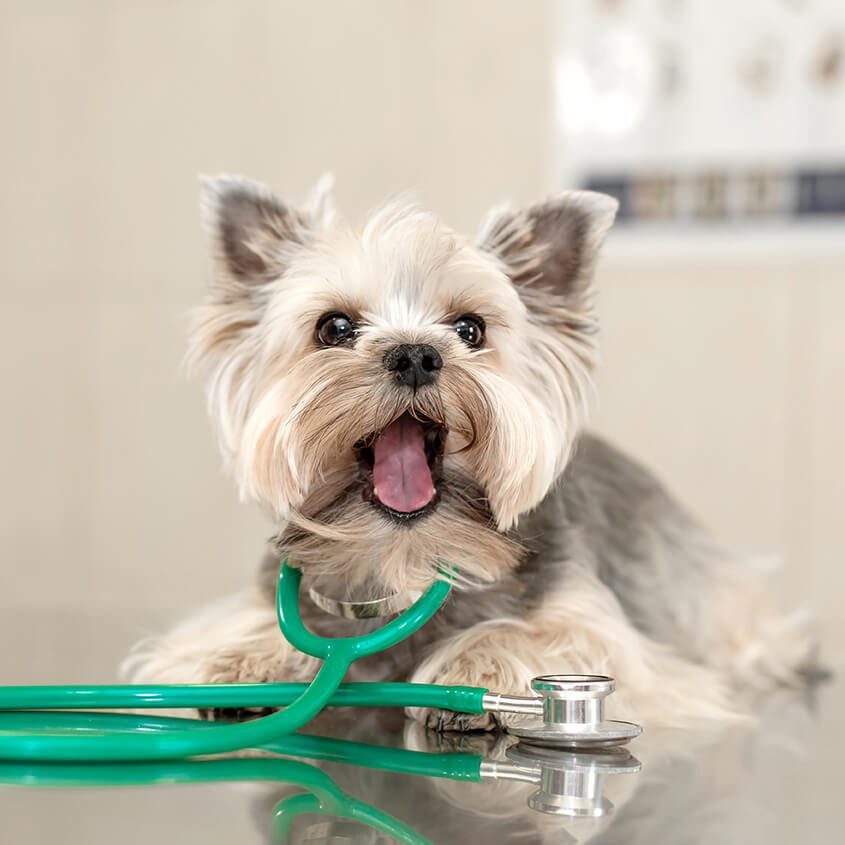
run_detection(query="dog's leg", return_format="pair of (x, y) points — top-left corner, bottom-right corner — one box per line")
(122, 589), (319, 718)
(665, 551), (817, 690)
(604, 513), (817, 690)
(408, 569), (737, 732)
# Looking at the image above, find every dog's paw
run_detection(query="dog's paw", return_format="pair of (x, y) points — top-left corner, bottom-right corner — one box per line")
(407, 634), (533, 732)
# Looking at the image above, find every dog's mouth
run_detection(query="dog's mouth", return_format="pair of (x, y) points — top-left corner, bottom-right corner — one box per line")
(354, 412), (446, 521)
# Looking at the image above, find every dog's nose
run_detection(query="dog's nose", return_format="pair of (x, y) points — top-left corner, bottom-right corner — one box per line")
(383, 343), (443, 388)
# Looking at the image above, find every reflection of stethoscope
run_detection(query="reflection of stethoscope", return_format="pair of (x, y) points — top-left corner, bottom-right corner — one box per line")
(0, 751), (423, 843)
(0, 721), (641, 840)
(0, 562), (641, 761)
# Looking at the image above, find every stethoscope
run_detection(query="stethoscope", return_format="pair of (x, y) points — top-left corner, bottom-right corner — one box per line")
(0, 561), (641, 761)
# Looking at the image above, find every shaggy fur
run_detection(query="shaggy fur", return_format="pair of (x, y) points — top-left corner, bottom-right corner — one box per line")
(125, 175), (813, 730)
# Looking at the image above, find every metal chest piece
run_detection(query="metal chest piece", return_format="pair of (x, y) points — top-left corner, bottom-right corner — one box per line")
(506, 675), (642, 750)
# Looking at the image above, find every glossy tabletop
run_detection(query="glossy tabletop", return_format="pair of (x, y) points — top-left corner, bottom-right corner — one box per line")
(0, 606), (840, 845)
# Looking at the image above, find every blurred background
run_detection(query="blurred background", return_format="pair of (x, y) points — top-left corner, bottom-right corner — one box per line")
(1, 0), (843, 671)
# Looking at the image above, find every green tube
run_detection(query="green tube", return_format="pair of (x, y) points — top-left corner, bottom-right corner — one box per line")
(0, 563), (461, 762)
(0, 756), (345, 803)
(276, 565), (453, 660)
(266, 732), (482, 781)
(0, 681), (487, 716)
(273, 791), (433, 845)
(0, 712), (484, 782)
(0, 654), (349, 762)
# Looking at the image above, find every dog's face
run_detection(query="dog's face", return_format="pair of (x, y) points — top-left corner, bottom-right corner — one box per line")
(192, 176), (616, 591)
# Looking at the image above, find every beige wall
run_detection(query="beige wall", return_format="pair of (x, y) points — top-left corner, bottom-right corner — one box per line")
(1, 2), (842, 651)
(596, 232), (844, 643)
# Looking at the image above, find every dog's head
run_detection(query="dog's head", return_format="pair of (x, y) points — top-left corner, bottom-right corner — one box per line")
(191, 176), (616, 591)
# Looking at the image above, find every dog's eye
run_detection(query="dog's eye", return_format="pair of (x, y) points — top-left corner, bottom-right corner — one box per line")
(453, 314), (485, 348)
(316, 312), (357, 347)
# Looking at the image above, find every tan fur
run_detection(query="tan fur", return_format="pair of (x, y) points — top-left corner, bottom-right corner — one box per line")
(408, 568), (739, 730)
(124, 590), (319, 688)
(126, 175), (814, 733)
(188, 197), (600, 541)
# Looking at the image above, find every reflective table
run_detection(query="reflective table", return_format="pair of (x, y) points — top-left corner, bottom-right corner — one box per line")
(0, 606), (840, 844)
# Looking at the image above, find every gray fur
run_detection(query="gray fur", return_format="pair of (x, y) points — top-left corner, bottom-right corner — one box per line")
(515, 433), (724, 653)
(125, 180), (812, 729)
(259, 431), (735, 683)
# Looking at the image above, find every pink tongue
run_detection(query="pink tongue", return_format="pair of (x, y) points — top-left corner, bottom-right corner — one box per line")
(372, 415), (435, 513)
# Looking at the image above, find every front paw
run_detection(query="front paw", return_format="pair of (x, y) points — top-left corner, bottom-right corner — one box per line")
(408, 638), (533, 733)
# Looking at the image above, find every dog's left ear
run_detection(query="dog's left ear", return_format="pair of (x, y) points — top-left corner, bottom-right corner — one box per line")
(476, 191), (618, 301)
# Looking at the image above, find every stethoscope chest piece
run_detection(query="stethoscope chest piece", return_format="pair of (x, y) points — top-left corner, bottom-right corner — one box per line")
(505, 675), (642, 750)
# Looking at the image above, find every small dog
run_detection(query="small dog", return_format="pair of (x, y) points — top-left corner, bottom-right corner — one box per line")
(126, 175), (813, 728)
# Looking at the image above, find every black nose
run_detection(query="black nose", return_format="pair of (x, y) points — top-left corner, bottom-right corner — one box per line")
(383, 343), (443, 388)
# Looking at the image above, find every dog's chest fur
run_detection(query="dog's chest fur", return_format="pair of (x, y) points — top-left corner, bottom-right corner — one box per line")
(261, 431), (705, 682)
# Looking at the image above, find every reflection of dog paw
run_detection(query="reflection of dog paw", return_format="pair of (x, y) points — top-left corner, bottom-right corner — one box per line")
(425, 724), (501, 756)
(403, 717), (502, 756)
(422, 708), (499, 733)
(197, 707), (277, 722)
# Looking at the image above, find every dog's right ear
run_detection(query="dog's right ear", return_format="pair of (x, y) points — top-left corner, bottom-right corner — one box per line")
(189, 175), (334, 385)
(200, 174), (334, 288)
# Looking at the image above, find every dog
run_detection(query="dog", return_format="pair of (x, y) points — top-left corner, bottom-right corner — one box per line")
(125, 175), (813, 729)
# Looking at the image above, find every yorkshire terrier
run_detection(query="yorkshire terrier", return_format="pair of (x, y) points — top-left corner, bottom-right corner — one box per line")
(126, 175), (813, 728)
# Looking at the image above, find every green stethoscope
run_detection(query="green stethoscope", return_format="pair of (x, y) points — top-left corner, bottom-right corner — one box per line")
(0, 561), (640, 762)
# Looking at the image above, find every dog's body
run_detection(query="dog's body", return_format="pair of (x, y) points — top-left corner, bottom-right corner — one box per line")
(127, 176), (812, 728)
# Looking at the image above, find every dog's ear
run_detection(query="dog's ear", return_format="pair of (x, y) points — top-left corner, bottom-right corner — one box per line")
(476, 191), (617, 301)
(200, 174), (334, 287)
(189, 174), (334, 380)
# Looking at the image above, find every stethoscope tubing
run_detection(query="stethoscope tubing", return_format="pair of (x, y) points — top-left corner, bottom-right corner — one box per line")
(0, 712), (484, 781)
(0, 563), (462, 763)
(0, 752), (437, 845)
(0, 681), (487, 716)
